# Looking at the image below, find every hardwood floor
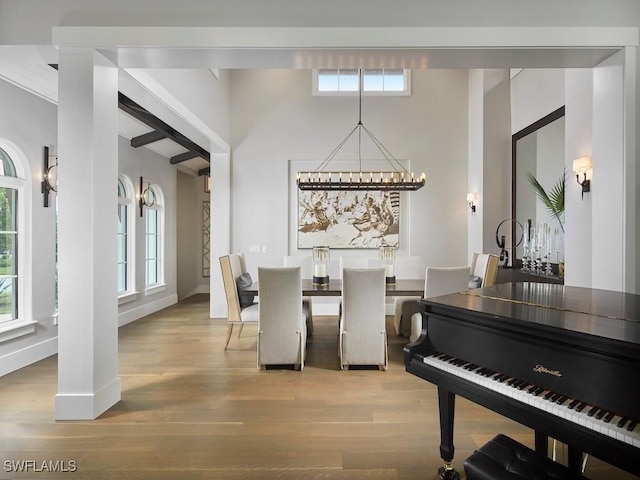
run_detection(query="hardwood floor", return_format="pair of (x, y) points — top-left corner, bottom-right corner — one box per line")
(0, 294), (635, 479)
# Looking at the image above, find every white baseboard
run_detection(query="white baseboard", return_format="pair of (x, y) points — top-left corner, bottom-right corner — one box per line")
(0, 336), (58, 377)
(118, 294), (178, 327)
(55, 376), (122, 420)
(183, 285), (210, 299)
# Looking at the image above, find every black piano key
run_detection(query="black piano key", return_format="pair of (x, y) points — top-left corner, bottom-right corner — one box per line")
(617, 417), (630, 428)
(595, 409), (606, 420)
(544, 391), (555, 400)
(575, 402), (587, 412)
(587, 406), (599, 417)
(549, 393), (561, 402)
(603, 411), (615, 423)
(556, 395), (568, 404)
(527, 385), (538, 394)
(568, 399), (580, 409)
(626, 420), (638, 432)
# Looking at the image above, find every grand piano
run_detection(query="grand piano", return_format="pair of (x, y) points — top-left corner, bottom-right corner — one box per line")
(404, 282), (640, 479)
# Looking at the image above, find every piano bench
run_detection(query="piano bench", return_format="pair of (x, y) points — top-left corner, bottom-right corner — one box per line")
(464, 434), (590, 480)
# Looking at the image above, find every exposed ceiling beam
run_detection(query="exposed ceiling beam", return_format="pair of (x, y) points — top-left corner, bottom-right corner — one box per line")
(131, 130), (167, 147)
(118, 92), (210, 162)
(198, 167), (210, 176)
(170, 150), (200, 164)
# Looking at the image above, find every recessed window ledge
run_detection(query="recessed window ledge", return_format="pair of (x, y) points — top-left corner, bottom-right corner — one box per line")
(145, 283), (167, 296)
(0, 319), (38, 344)
(118, 291), (140, 305)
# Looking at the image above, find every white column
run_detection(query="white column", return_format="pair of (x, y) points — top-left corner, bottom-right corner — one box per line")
(210, 152), (231, 317)
(55, 48), (120, 420)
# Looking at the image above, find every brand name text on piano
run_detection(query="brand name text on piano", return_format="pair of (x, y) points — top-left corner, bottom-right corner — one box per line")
(533, 365), (563, 377)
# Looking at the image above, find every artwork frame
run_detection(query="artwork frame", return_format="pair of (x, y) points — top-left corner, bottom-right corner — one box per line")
(202, 200), (210, 277)
(297, 189), (400, 249)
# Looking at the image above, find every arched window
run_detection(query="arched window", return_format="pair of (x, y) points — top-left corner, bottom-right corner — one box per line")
(145, 184), (165, 293)
(0, 148), (18, 323)
(117, 175), (136, 302)
(0, 143), (30, 338)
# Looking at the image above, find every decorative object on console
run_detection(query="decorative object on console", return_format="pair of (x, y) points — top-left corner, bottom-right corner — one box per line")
(466, 192), (477, 215)
(41, 146), (58, 208)
(312, 246), (330, 285)
(139, 176), (155, 217)
(573, 156), (592, 200)
(495, 218), (523, 267)
(379, 245), (396, 284)
(296, 69), (425, 192)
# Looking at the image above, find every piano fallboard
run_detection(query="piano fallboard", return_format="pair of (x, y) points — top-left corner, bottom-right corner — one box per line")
(404, 282), (640, 477)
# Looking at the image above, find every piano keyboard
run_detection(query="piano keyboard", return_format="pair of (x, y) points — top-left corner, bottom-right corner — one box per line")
(423, 352), (640, 448)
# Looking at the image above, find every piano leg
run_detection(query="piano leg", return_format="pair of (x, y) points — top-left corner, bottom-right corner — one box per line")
(534, 431), (548, 456)
(567, 446), (583, 474)
(437, 387), (460, 480)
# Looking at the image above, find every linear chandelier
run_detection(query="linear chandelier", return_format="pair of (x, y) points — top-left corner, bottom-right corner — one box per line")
(296, 70), (425, 192)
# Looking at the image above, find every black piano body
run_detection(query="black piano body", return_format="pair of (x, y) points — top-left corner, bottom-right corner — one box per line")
(404, 282), (640, 477)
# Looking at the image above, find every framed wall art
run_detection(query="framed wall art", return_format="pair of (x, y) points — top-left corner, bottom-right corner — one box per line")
(297, 189), (400, 249)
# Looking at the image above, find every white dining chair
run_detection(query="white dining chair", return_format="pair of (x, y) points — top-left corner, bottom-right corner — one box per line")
(409, 266), (470, 344)
(257, 266), (308, 370)
(339, 267), (387, 371)
(283, 255), (314, 335)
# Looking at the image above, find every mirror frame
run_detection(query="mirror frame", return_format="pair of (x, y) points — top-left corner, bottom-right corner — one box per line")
(511, 105), (565, 266)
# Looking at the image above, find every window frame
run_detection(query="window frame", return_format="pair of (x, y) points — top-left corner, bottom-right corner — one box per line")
(144, 184), (165, 295)
(0, 141), (35, 343)
(117, 175), (138, 304)
(312, 68), (411, 96)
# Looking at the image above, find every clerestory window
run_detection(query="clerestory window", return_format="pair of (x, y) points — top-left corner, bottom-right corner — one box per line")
(313, 69), (411, 95)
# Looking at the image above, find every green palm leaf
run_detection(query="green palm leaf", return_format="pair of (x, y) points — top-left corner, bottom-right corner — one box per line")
(527, 171), (565, 233)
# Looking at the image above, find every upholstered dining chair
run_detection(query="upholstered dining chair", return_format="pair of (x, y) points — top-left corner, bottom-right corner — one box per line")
(339, 267), (387, 371)
(257, 266), (308, 370)
(283, 255), (314, 335)
(409, 266), (471, 344)
(472, 253), (500, 288)
(219, 253), (259, 350)
(392, 255), (425, 337)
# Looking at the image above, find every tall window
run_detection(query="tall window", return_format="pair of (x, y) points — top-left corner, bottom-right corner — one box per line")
(117, 175), (136, 301)
(314, 69), (411, 95)
(0, 147), (19, 324)
(145, 184), (164, 291)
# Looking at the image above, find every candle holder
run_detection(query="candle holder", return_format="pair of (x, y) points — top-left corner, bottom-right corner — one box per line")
(312, 246), (330, 285)
(379, 246), (396, 284)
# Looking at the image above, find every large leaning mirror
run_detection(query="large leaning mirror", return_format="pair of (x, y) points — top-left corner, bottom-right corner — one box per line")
(511, 106), (565, 274)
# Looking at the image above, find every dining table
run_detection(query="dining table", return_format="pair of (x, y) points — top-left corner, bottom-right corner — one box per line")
(245, 278), (425, 297)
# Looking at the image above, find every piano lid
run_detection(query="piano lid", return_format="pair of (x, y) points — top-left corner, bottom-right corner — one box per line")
(421, 282), (640, 347)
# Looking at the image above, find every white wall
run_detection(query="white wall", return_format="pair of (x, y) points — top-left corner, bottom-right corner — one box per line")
(0, 79), (58, 376)
(117, 136), (178, 326)
(177, 171), (211, 300)
(229, 69), (469, 276)
(565, 69), (593, 287)
(0, 74), (182, 376)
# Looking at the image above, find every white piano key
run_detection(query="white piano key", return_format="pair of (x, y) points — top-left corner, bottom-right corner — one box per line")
(422, 352), (639, 448)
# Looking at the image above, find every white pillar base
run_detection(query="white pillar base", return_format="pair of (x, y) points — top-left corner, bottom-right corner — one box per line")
(55, 378), (121, 420)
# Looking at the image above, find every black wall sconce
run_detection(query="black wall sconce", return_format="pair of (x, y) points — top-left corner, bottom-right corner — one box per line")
(573, 156), (592, 200)
(139, 176), (155, 217)
(41, 146), (58, 208)
(466, 192), (477, 215)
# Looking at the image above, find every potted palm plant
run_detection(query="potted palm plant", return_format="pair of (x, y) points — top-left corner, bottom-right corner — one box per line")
(527, 171), (565, 276)
(527, 171), (565, 232)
